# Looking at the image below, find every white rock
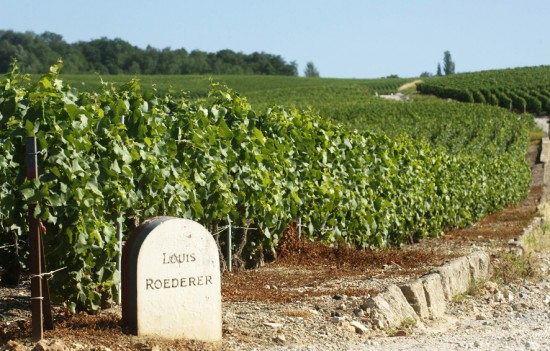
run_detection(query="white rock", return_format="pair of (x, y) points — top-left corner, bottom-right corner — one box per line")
(526, 341), (540, 350)
(494, 291), (505, 303)
(264, 322), (283, 329)
(350, 321), (369, 334)
(502, 288), (514, 302)
(484, 281), (499, 293)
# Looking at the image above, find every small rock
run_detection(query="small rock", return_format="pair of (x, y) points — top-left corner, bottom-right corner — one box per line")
(264, 322), (283, 329)
(493, 291), (505, 303)
(502, 288), (514, 302)
(353, 309), (364, 317)
(223, 326), (234, 334)
(475, 314), (486, 321)
(6, 340), (25, 351)
(359, 302), (370, 311)
(92, 347), (112, 351)
(341, 321), (356, 333)
(372, 319), (385, 329)
(484, 281), (499, 293)
(333, 294), (344, 300)
(50, 341), (68, 351)
(264, 284), (271, 289)
(132, 343), (146, 350)
(33, 341), (67, 351)
(350, 321), (369, 334)
(525, 341), (540, 351)
(331, 316), (346, 324)
(393, 329), (409, 337)
(33, 340), (47, 351)
(273, 334), (286, 343)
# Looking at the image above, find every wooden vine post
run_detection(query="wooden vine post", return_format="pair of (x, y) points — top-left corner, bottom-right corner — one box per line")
(26, 136), (53, 341)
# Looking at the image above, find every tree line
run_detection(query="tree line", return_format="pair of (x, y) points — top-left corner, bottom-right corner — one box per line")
(0, 30), (299, 76)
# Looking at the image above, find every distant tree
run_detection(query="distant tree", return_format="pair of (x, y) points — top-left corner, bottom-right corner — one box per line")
(304, 61), (320, 77)
(385, 74), (400, 78)
(443, 50), (455, 75)
(436, 63), (443, 76)
(288, 60), (299, 76)
(420, 72), (433, 78)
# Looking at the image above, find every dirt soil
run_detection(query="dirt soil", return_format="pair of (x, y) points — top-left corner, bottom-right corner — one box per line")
(0, 142), (546, 350)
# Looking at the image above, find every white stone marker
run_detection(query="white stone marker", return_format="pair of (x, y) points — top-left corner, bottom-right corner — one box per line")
(122, 216), (221, 341)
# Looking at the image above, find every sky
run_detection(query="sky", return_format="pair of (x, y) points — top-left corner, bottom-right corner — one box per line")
(1, 0), (549, 78)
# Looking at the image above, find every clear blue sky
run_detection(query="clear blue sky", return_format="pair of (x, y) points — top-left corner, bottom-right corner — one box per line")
(1, 0), (549, 78)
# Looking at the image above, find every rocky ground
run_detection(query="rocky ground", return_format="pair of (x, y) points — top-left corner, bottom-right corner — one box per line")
(1, 137), (549, 350)
(227, 252), (550, 351)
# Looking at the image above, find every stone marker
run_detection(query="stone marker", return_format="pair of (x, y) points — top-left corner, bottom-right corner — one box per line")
(122, 217), (221, 341)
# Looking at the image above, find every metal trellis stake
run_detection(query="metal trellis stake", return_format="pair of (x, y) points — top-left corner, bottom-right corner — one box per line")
(116, 115), (125, 305)
(227, 216), (232, 272)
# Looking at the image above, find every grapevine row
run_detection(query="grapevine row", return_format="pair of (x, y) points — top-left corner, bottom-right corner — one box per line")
(417, 66), (550, 114)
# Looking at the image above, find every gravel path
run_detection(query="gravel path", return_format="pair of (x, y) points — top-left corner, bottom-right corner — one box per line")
(227, 252), (550, 351)
(347, 259), (550, 351)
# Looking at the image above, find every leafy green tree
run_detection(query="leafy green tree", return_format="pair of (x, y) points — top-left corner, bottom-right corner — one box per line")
(304, 61), (320, 77)
(436, 63), (443, 76)
(443, 51), (455, 75)
(0, 30), (299, 76)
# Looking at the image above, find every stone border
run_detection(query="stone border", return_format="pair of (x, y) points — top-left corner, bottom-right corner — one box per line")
(541, 136), (550, 184)
(366, 250), (490, 328)
(365, 137), (550, 329)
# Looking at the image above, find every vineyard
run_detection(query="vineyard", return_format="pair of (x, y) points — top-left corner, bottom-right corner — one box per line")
(59, 73), (410, 106)
(0, 62), (533, 311)
(417, 65), (550, 115)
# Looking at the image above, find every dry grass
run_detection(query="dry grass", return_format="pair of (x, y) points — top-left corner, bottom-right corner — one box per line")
(281, 309), (314, 319)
